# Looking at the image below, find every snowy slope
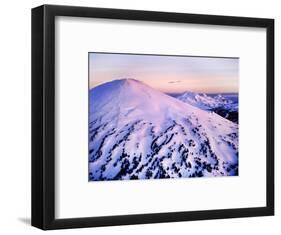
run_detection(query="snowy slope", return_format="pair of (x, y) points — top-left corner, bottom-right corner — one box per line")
(89, 79), (238, 181)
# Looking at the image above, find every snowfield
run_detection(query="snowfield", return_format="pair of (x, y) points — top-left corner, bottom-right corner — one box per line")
(89, 79), (238, 181)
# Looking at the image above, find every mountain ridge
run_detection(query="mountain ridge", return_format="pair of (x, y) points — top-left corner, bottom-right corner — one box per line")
(176, 91), (238, 123)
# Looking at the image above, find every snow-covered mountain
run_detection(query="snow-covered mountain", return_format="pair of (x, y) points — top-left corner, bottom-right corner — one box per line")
(89, 79), (238, 181)
(176, 92), (238, 123)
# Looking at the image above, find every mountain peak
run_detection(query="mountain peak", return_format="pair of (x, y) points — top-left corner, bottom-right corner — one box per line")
(91, 78), (146, 93)
(113, 78), (142, 85)
(89, 78), (208, 126)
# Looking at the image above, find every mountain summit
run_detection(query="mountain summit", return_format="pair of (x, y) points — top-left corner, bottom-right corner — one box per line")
(89, 79), (238, 181)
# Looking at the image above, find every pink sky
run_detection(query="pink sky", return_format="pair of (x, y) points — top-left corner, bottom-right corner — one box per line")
(89, 53), (239, 94)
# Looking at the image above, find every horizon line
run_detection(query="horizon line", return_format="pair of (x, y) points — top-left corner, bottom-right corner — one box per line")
(89, 78), (238, 94)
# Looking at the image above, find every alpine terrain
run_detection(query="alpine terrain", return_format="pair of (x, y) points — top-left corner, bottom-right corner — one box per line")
(176, 92), (238, 123)
(89, 79), (238, 181)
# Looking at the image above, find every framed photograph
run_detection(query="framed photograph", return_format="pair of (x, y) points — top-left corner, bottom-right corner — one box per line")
(32, 4), (274, 230)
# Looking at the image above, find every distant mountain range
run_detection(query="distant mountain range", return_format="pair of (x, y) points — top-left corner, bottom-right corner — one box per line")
(89, 79), (238, 181)
(176, 92), (238, 123)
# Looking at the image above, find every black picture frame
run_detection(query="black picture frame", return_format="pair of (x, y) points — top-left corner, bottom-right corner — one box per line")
(32, 4), (274, 230)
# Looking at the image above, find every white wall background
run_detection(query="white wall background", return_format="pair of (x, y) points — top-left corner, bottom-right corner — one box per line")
(0, 0), (279, 234)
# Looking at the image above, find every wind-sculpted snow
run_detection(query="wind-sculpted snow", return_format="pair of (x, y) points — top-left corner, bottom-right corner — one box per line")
(89, 79), (238, 181)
